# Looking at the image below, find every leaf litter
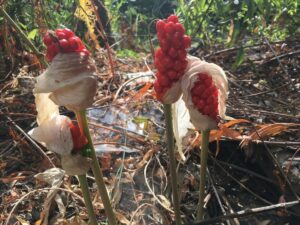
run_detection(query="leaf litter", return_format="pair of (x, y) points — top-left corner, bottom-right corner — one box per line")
(1, 38), (300, 225)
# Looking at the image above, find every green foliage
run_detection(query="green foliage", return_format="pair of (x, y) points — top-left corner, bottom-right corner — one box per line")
(104, 0), (177, 44)
(177, 0), (300, 46)
(116, 48), (140, 59)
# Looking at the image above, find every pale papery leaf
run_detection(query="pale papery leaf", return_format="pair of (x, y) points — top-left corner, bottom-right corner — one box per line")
(161, 80), (182, 104)
(172, 97), (194, 161)
(181, 56), (228, 131)
(34, 53), (97, 111)
(29, 115), (73, 155)
(35, 93), (59, 125)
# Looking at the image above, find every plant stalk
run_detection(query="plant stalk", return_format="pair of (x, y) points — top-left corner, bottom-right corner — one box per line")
(76, 110), (117, 225)
(0, 7), (47, 68)
(163, 104), (181, 225)
(197, 129), (210, 220)
(78, 174), (99, 225)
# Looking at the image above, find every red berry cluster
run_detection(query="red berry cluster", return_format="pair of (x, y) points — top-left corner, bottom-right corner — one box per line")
(153, 15), (191, 100)
(69, 122), (88, 151)
(43, 28), (90, 62)
(191, 73), (219, 121)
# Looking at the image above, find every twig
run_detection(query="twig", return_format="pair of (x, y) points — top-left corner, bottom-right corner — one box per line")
(144, 156), (174, 213)
(184, 200), (300, 225)
(88, 121), (146, 144)
(231, 94), (300, 200)
(90, 0), (115, 77)
(216, 160), (277, 185)
(0, 7), (47, 68)
(206, 168), (232, 225)
(263, 37), (292, 85)
(5, 187), (85, 225)
(230, 108), (300, 119)
(253, 140), (300, 146)
(3, 114), (55, 167)
(210, 155), (272, 205)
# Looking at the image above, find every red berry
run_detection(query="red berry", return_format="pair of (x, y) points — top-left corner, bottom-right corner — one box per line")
(154, 79), (163, 93)
(168, 47), (178, 58)
(157, 31), (166, 40)
(156, 20), (166, 33)
(196, 99), (205, 110)
(81, 48), (90, 56)
(180, 59), (188, 70)
(192, 95), (200, 105)
(155, 58), (167, 72)
(213, 88), (218, 97)
(68, 36), (80, 51)
(56, 31), (66, 40)
(202, 86), (214, 99)
(175, 23), (185, 35)
(157, 73), (171, 87)
(69, 122), (88, 151)
(174, 60), (182, 71)
(43, 33), (53, 46)
(59, 39), (70, 52)
(198, 73), (209, 81)
(206, 95), (216, 105)
(165, 22), (176, 35)
(177, 49), (187, 59)
(173, 33), (183, 49)
(183, 35), (191, 48)
(192, 84), (205, 96)
(204, 76), (213, 87)
(167, 70), (178, 81)
(48, 43), (59, 56)
(46, 51), (53, 62)
(162, 56), (173, 68)
(155, 48), (164, 60)
(63, 28), (74, 38)
(203, 105), (212, 115)
(167, 15), (179, 23)
(159, 39), (170, 52)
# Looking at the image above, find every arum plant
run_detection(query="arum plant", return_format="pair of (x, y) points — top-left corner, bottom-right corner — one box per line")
(29, 94), (98, 225)
(152, 14), (191, 225)
(181, 56), (228, 220)
(30, 29), (117, 225)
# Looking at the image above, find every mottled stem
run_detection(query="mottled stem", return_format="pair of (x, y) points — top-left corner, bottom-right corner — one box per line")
(197, 129), (210, 220)
(78, 174), (99, 225)
(163, 104), (181, 225)
(76, 110), (117, 225)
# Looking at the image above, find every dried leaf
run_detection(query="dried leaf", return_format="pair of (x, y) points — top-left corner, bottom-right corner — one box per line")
(75, 0), (100, 49)
(157, 195), (171, 209)
(15, 216), (30, 225)
(136, 149), (154, 169)
(132, 82), (152, 101)
(115, 211), (130, 225)
(240, 123), (300, 149)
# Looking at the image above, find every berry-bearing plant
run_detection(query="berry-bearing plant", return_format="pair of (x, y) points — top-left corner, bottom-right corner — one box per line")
(182, 57), (228, 220)
(43, 28), (90, 62)
(154, 15), (191, 104)
(31, 28), (118, 225)
(153, 14), (192, 225)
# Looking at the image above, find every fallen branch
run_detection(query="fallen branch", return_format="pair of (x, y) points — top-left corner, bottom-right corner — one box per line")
(185, 200), (300, 225)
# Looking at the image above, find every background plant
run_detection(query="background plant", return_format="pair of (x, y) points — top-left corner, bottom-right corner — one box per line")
(177, 0), (299, 46)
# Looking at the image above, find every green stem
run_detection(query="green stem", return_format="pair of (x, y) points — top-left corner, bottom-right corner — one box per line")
(76, 110), (117, 225)
(0, 7), (47, 68)
(78, 174), (99, 225)
(163, 104), (181, 225)
(197, 129), (210, 220)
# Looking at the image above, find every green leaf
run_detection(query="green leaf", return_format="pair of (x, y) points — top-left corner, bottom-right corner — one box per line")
(231, 47), (245, 70)
(27, 28), (38, 40)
